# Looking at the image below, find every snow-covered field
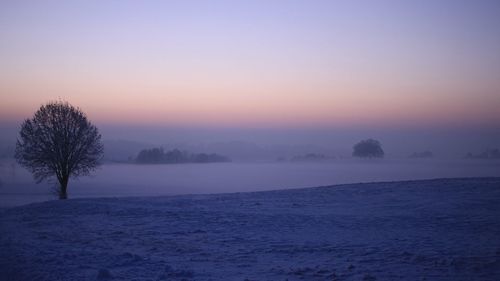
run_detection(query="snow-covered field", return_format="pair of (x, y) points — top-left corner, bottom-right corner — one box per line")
(1, 178), (500, 280)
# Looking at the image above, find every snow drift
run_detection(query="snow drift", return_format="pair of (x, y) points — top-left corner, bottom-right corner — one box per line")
(1, 178), (499, 280)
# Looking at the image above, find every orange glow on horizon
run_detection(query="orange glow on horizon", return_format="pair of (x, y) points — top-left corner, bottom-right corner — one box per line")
(1, 1), (500, 130)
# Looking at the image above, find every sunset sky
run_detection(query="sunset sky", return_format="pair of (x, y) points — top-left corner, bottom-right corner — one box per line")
(1, 0), (500, 131)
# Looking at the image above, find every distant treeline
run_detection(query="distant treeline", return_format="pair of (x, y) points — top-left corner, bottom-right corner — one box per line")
(135, 148), (230, 164)
(290, 153), (330, 162)
(465, 148), (500, 159)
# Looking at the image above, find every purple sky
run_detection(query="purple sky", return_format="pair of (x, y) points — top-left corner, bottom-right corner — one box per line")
(1, 0), (499, 155)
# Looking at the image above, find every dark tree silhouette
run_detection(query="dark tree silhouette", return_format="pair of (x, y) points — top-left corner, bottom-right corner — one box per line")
(15, 101), (103, 199)
(352, 139), (384, 158)
(135, 147), (230, 164)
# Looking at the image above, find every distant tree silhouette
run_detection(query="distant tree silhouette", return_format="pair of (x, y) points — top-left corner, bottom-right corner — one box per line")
(193, 153), (229, 163)
(291, 153), (328, 162)
(135, 147), (230, 164)
(352, 139), (384, 158)
(15, 101), (103, 199)
(465, 148), (500, 159)
(136, 147), (165, 163)
(164, 149), (187, 163)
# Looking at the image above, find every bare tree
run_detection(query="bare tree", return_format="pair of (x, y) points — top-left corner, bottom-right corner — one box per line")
(15, 101), (103, 199)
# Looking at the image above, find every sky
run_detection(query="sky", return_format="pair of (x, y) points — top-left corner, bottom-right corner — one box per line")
(1, 0), (500, 155)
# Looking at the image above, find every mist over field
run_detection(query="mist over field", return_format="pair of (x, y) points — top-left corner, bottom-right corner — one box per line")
(1, 157), (500, 208)
(3, 122), (500, 162)
(1, 121), (500, 207)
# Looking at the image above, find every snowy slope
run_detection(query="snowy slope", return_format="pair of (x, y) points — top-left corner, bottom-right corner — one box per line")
(1, 178), (500, 281)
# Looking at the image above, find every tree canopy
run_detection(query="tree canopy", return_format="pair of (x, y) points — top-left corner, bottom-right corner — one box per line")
(15, 101), (103, 199)
(135, 148), (230, 164)
(352, 139), (384, 158)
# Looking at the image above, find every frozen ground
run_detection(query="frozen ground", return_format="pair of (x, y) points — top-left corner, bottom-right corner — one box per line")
(1, 178), (500, 281)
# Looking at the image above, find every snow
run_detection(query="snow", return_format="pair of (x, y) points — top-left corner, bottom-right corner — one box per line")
(1, 178), (500, 280)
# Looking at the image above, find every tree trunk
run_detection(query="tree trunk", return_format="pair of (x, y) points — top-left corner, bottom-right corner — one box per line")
(59, 176), (69, 200)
